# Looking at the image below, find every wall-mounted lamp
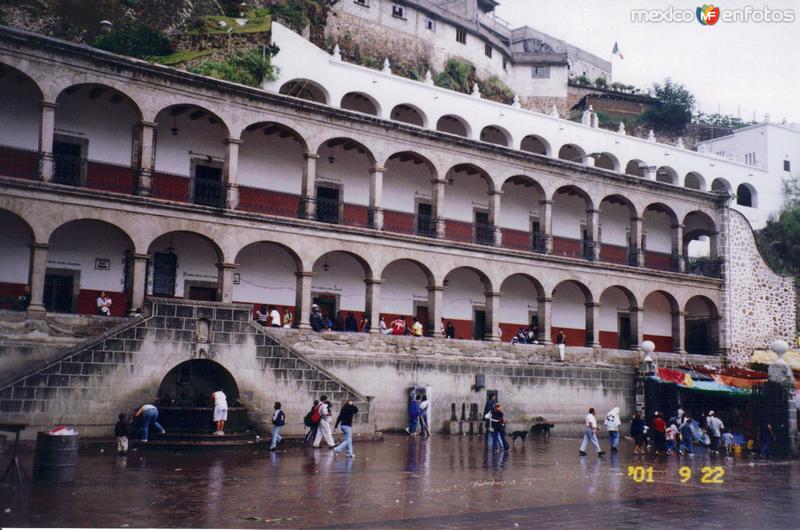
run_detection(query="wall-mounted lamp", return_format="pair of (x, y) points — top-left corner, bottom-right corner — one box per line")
(322, 255), (330, 272)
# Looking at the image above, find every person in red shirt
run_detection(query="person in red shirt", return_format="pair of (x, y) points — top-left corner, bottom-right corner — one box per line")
(390, 316), (407, 335)
(651, 411), (667, 455)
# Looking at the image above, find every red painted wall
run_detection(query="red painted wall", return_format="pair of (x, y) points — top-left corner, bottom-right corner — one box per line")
(78, 290), (128, 317)
(645, 252), (672, 271)
(552, 237), (583, 258)
(599, 330), (618, 349)
(0, 282), (27, 309)
(238, 187), (300, 218)
(445, 220), (473, 243)
(550, 327), (586, 346)
(343, 204), (369, 228)
(501, 229), (530, 251)
(0, 146), (38, 180)
(383, 210), (415, 235)
(86, 161), (136, 195)
(151, 172), (190, 202)
(600, 244), (628, 265)
(644, 334), (673, 353)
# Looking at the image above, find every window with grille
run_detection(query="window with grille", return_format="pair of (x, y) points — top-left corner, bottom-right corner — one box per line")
(456, 29), (466, 44)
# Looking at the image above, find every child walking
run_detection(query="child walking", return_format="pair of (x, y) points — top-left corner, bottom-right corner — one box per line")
(115, 412), (129, 456)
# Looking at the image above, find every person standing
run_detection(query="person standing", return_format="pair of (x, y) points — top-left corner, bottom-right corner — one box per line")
(359, 315), (369, 333)
(411, 317), (423, 337)
(556, 330), (566, 361)
(310, 305), (325, 332)
(630, 411), (646, 455)
(134, 403), (165, 442)
(97, 291), (112, 316)
(759, 421), (775, 458)
(270, 401), (285, 451)
(579, 407), (605, 457)
(418, 394), (430, 437)
(115, 412), (129, 455)
(212, 389), (228, 436)
(445, 321), (456, 339)
(268, 306), (281, 328)
(405, 394), (421, 435)
(706, 411), (724, 454)
(256, 304), (269, 326)
(303, 399), (320, 446)
(282, 308), (294, 328)
(313, 395), (335, 448)
(491, 403), (510, 451)
(604, 407), (621, 453)
(14, 285), (31, 311)
(651, 411), (667, 455)
(334, 399), (359, 458)
(345, 312), (358, 332)
(379, 316), (389, 334)
(679, 414), (695, 456)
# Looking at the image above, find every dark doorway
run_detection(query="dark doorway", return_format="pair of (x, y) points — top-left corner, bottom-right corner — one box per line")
(53, 141), (82, 186)
(618, 313), (632, 349)
(316, 186), (341, 224)
(152, 252), (177, 297)
(474, 210), (493, 245)
(313, 294), (337, 329)
(194, 164), (223, 207)
(158, 359), (239, 407)
(43, 272), (75, 313)
(416, 202), (434, 237)
(473, 309), (486, 340)
(187, 285), (217, 302)
(686, 320), (711, 354)
(415, 304), (429, 334)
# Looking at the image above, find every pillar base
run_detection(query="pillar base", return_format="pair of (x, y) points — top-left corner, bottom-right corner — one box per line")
(297, 322), (312, 331)
(26, 305), (47, 318)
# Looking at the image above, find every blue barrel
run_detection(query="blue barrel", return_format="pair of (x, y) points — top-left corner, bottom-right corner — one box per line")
(33, 432), (79, 484)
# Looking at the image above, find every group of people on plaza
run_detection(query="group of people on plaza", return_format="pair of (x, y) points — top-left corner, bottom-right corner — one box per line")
(483, 392), (510, 451)
(301, 394), (360, 458)
(405, 394), (431, 436)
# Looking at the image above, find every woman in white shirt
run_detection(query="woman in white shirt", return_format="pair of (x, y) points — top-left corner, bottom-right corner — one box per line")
(211, 390), (228, 436)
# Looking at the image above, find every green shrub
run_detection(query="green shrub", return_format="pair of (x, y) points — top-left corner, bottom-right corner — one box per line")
(93, 19), (173, 58)
(594, 76), (607, 89)
(188, 47), (279, 87)
(576, 74), (591, 86)
(434, 59), (474, 94)
(479, 75), (514, 104)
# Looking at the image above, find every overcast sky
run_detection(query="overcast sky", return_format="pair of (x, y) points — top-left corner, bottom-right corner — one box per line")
(495, 0), (799, 123)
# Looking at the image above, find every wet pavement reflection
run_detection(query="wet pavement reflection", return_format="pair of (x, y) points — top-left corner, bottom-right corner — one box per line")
(1, 434), (798, 528)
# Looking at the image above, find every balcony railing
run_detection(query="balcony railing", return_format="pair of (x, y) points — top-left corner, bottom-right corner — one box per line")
(582, 240), (596, 261)
(194, 178), (224, 208)
(416, 213), (436, 237)
(685, 257), (722, 278)
(628, 248), (642, 267)
(533, 233), (548, 254)
(475, 222), (495, 245)
(316, 197), (340, 224)
(53, 153), (84, 186)
(0, 144), (39, 180)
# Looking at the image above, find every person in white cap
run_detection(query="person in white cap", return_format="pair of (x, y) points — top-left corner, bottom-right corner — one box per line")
(706, 411), (724, 454)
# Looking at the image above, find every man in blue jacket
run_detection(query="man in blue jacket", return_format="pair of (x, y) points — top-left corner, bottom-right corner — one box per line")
(405, 394), (421, 435)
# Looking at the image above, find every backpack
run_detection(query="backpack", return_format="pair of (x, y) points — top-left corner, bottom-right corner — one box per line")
(310, 403), (323, 424)
(303, 411), (313, 427)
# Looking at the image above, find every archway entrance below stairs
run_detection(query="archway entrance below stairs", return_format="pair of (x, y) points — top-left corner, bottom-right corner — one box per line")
(155, 360), (247, 434)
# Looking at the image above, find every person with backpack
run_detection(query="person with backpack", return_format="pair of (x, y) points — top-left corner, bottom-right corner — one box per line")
(312, 395), (335, 448)
(270, 401), (285, 451)
(303, 399), (320, 446)
(405, 394), (421, 435)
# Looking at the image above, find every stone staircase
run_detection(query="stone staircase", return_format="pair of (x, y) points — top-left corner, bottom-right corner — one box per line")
(0, 310), (129, 388)
(249, 323), (373, 429)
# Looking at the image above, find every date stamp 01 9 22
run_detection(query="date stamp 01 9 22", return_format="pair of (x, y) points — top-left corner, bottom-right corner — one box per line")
(627, 465), (725, 484)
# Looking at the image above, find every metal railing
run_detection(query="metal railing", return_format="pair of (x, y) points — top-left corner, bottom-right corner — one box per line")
(628, 248), (642, 267)
(416, 213), (436, 237)
(582, 240), (596, 261)
(475, 222), (495, 245)
(316, 197), (340, 224)
(533, 233), (548, 254)
(685, 258), (722, 278)
(53, 153), (84, 186)
(194, 178), (224, 208)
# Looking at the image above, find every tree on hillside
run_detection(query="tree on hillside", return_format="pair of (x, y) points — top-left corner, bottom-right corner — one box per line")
(642, 78), (695, 135)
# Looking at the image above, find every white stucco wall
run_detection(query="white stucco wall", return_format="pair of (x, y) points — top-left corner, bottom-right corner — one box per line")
(0, 73), (40, 150)
(442, 268), (485, 320)
(239, 128), (304, 194)
(498, 274), (539, 324)
(598, 287), (630, 332)
(380, 260), (429, 315)
(233, 242), (297, 306)
(499, 180), (541, 230)
(600, 201), (631, 246)
(0, 210), (32, 284)
(443, 168), (491, 222)
(642, 292), (672, 336)
(552, 191), (586, 238)
(312, 252), (367, 312)
(147, 232), (219, 297)
(383, 157), (433, 213)
(154, 109), (227, 176)
(552, 281), (585, 329)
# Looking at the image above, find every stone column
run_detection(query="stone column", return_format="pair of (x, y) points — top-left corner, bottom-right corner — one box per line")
(223, 138), (243, 209)
(127, 253), (150, 315)
(137, 121), (157, 196)
(537, 296), (552, 345)
(540, 199), (553, 253)
(488, 190), (502, 246)
(672, 310), (686, 354)
(484, 291), (501, 342)
(364, 278), (382, 333)
(368, 166), (386, 230)
(216, 262), (238, 304)
(587, 208), (600, 260)
(38, 101), (59, 182)
(583, 155), (596, 167)
(630, 306), (644, 349)
(709, 231), (720, 258)
(585, 302), (600, 347)
(630, 216), (644, 266)
(427, 285), (444, 338)
(295, 271), (315, 330)
(27, 242), (51, 315)
(300, 153), (319, 219)
(672, 223), (685, 272)
(431, 178), (446, 238)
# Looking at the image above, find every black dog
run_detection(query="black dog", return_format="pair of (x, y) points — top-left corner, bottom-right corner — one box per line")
(511, 431), (528, 445)
(530, 422), (555, 439)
